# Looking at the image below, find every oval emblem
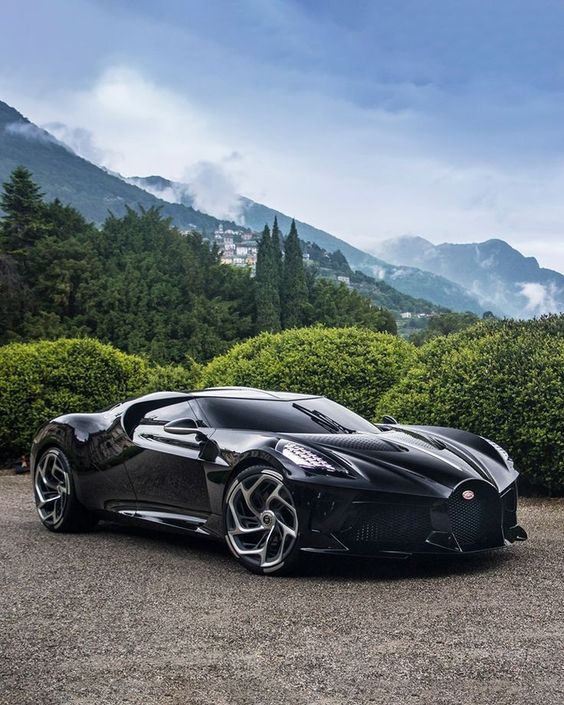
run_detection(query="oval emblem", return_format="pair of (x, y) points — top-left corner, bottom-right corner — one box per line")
(462, 489), (475, 500)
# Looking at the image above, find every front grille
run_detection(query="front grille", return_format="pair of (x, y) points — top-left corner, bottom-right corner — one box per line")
(448, 481), (503, 549)
(340, 503), (432, 550)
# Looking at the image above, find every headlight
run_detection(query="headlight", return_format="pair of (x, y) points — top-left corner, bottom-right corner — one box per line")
(483, 438), (514, 468)
(277, 441), (350, 476)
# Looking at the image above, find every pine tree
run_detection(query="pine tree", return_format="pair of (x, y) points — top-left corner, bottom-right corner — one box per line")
(281, 219), (310, 328)
(255, 225), (281, 332)
(0, 166), (48, 256)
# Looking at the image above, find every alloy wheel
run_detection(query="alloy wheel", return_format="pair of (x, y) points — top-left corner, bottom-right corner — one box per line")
(34, 449), (70, 527)
(226, 471), (298, 571)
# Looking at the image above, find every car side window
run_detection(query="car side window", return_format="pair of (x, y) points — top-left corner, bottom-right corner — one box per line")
(140, 401), (198, 426)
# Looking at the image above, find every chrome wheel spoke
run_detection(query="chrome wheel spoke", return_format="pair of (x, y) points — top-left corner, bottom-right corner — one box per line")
(239, 477), (264, 518)
(266, 484), (297, 518)
(277, 518), (297, 539)
(226, 472), (298, 570)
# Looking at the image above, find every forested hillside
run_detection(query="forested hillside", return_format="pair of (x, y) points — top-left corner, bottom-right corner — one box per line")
(0, 100), (237, 234)
(0, 168), (395, 363)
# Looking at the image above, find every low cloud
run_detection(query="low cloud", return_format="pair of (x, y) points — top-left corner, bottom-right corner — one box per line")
(127, 178), (185, 206)
(183, 161), (243, 223)
(5, 121), (65, 148)
(519, 282), (558, 313)
(129, 161), (244, 223)
(43, 122), (117, 166)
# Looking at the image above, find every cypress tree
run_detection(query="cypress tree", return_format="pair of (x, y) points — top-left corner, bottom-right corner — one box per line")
(255, 224), (281, 332)
(270, 215), (283, 289)
(281, 219), (309, 328)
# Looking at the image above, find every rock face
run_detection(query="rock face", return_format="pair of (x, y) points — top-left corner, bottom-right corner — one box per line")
(375, 235), (564, 318)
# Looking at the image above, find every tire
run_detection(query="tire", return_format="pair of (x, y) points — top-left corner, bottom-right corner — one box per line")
(224, 466), (301, 575)
(33, 447), (98, 532)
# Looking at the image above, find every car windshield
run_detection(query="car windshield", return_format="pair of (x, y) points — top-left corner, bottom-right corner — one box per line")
(195, 397), (379, 434)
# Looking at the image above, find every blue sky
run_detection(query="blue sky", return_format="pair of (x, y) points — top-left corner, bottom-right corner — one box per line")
(1, 0), (564, 269)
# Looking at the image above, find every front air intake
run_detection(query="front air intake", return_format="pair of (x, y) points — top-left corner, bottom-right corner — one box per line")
(448, 480), (503, 550)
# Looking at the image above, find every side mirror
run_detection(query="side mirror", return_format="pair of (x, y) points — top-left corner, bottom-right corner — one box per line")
(164, 418), (208, 440)
(381, 415), (398, 425)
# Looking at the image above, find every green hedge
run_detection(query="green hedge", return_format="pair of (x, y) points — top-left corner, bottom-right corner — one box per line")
(201, 326), (416, 419)
(375, 316), (564, 492)
(0, 338), (200, 458)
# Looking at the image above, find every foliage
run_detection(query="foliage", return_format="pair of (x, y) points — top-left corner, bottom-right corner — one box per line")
(0, 337), (202, 458)
(270, 215), (283, 284)
(303, 240), (447, 315)
(202, 326), (416, 418)
(0, 169), (397, 362)
(376, 315), (564, 492)
(144, 357), (202, 393)
(281, 220), (311, 327)
(0, 338), (146, 457)
(309, 279), (397, 333)
(0, 178), (257, 362)
(0, 166), (47, 256)
(409, 311), (480, 345)
(255, 224), (281, 332)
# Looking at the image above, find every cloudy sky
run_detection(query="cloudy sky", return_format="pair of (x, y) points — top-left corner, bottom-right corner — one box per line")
(1, 0), (564, 270)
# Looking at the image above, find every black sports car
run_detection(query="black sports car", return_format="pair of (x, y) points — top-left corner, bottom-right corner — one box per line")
(31, 387), (527, 575)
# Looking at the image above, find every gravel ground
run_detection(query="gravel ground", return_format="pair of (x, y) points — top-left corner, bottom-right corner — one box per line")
(0, 475), (563, 705)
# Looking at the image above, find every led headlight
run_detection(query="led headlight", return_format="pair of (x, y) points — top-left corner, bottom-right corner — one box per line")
(483, 438), (514, 468)
(277, 441), (350, 475)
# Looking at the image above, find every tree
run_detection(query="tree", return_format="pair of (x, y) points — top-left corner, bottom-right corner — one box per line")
(270, 216), (283, 287)
(281, 220), (310, 327)
(410, 311), (480, 345)
(255, 225), (281, 332)
(310, 279), (396, 333)
(0, 166), (48, 258)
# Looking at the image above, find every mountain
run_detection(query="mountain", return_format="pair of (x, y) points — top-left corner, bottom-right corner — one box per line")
(0, 101), (239, 234)
(301, 242), (447, 315)
(128, 174), (492, 314)
(374, 236), (564, 318)
(0, 98), (496, 315)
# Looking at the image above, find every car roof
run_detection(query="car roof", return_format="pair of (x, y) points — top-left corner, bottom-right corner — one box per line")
(190, 387), (320, 401)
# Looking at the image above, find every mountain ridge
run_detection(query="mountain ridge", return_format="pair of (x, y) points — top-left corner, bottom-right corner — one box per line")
(128, 173), (493, 315)
(373, 235), (564, 317)
(0, 98), (497, 315)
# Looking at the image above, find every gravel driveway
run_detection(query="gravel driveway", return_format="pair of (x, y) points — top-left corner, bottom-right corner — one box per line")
(1, 475), (562, 705)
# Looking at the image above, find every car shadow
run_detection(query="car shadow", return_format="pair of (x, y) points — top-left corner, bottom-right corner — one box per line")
(95, 520), (518, 582)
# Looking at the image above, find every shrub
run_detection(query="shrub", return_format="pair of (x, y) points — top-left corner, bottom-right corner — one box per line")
(201, 326), (416, 418)
(143, 356), (202, 394)
(0, 338), (199, 458)
(375, 315), (564, 492)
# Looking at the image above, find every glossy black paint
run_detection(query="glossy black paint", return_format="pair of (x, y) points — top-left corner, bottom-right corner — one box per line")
(30, 388), (527, 556)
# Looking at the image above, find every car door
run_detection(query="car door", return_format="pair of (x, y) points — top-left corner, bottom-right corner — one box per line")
(124, 400), (213, 524)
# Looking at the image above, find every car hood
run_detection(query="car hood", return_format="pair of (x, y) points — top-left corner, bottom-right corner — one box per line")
(282, 426), (517, 496)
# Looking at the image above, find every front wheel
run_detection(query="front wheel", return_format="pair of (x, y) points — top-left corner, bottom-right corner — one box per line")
(33, 447), (98, 532)
(224, 466), (301, 575)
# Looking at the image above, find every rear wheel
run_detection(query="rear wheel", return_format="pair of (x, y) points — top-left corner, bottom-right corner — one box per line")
(33, 448), (98, 532)
(224, 466), (300, 575)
